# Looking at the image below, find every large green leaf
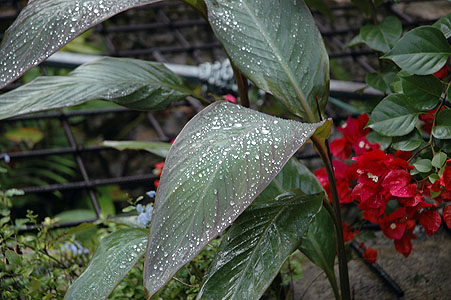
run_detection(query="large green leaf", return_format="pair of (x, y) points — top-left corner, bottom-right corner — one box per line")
(299, 208), (338, 299)
(0, 57), (192, 120)
(0, 0), (160, 89)
(368, 93), (419, 136)
(143, 101), (324, 296)
(204, 0), (329, 122)
(102, 140), (171, 158)
(197, 190), (322, 300)
(64, 228), (148, 300)
(382, 26), (451, 75)
(360, 16), (402, 53)
(401, 74), (443, 111)
(197, 157), (330, 299)
(433, 13), (451, 39)
(432, 108), (451, 139)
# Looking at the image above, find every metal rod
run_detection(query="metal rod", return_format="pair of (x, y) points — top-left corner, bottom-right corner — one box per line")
(20, 173), (158, 194)
(61, 116), (102, 218)
(351, 242), (405, 297)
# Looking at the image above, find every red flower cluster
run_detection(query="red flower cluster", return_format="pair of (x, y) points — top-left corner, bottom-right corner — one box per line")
(315, 115), (451, 258)
(419, 107), (444, 135)
(359, 243), (378, 264)
(329, 114), (379, 160)
(433, 61), (449, 80)
(315, 161), (356, 204)
(342, 221), (359, 242)
(153, 161), (165, 188)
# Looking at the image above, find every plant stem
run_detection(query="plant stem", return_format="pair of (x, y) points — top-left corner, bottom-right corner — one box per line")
(311, 136), (351, 300)
(231, 63), (250, 108)
(189, 261), (204, 282)
(191, 94), (211, 106)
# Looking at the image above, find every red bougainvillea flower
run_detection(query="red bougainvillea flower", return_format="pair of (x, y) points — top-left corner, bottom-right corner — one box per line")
(154, 162), (165, 177)
(314, 160), (356, 204)
(418, 208), (441, 236)
(354, 150), (389, 183)
(444, 205), (451, 229)
(330, 114), (372, 160)
(362, 247), (378, 264)
(353, 137), (380, 156)
(381, 169), (416, 198)
(330, 137), (352, 160)
(342, 221), (359, 242)
(224, 94), (237, 103)
(419, 107), (443, 134)
(394, 229), (416, 258)
(394, 150), (412, 161)
(433, 61), (449, 79)
(379, 207), (407, 240)
(440, 164), (451, 191)
(339, 114), (370, 144)
(397, 193), (424, 207)
(154, 179), (160, 188)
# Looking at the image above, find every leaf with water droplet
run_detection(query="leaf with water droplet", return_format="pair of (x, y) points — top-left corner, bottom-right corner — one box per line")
(197, 158), (325, 299)
(204, 0), (329, 122)
(299, 208), (339, 299)
(0, 57), (192, 120)
(0, 0), (161, 89)
(144, 101), (324, 296)
(64, 228), (147, 300)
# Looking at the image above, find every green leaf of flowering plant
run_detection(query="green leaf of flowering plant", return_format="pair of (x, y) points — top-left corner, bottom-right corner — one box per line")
(346, 34), (364, 48)
(64, 228), (148, 300)
(432, 108), (451, 139)
(143, 102), (325, 297)
(432, 13), (451, 39)
(368, 93), (419, 136)
(432, 152), (447, 169)
(367, 131), (392, 150)
(413, 159), (432, 173)
(400, 74), (443, 111)
(197, 189), (323, 300)
(360, 16), (402, 53)
(365, 64), (398, 94)
(0, 57), (192, 120)
(0, 0), (161, 89)
(382, 26), (451, 75)
(391, 129), (424, 151)
(204, 0), (329, 122)
(102, 140), (171, 158)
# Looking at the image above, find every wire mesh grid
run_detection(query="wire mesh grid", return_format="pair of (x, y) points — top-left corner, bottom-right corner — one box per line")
(0, 0), (448, 228)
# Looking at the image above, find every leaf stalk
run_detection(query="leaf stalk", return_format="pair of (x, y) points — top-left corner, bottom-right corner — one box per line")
(311, 136), (351, 300)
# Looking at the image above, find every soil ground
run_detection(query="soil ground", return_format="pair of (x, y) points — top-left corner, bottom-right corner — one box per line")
(294, 228), (451, 300)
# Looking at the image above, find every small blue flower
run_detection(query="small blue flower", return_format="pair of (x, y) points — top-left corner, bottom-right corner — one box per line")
(0, 153), (10, 163)
(137, 204), (153, 227)
(136, 203), (143, 213)
(61, 241), (89, 256)
(146, 190), (156, 198)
